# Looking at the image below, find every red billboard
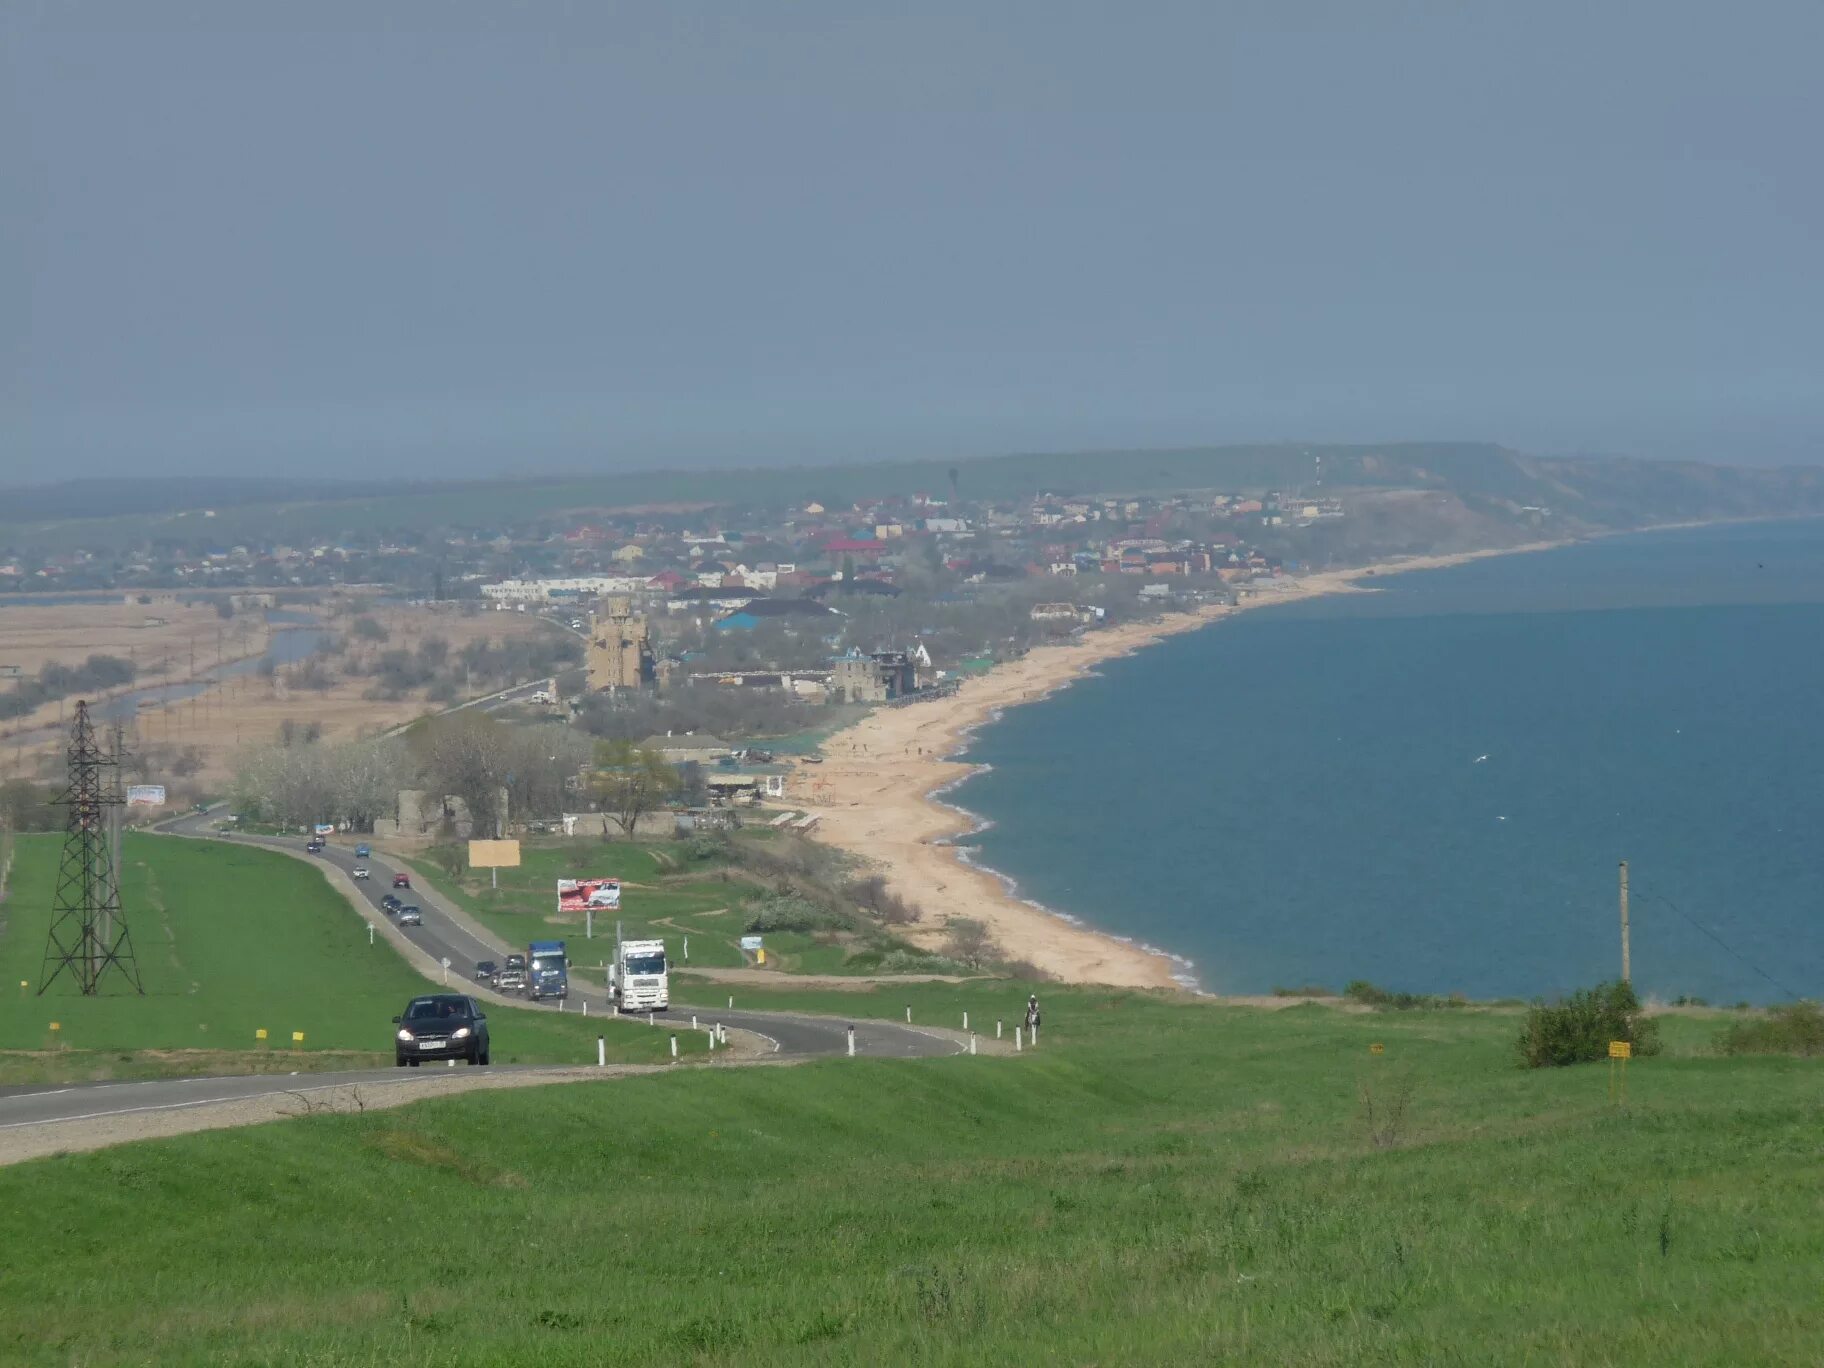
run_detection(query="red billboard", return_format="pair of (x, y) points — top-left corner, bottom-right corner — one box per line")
(557, 877), (621, 912)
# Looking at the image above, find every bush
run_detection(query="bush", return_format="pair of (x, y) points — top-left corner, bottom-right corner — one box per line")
(744, 895), (849, 935)
(874, 949), (971, 976)
(1344, 980), (1464, 1011)
(1516, 980), (1661, 1069)
(1717, 1001), (1824, 1057)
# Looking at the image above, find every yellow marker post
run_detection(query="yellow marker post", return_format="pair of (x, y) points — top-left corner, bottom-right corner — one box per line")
(1608, 1039), (1631, 1103)
(1369, 1042), (1385, 1056)
(756, 947), (765, 965)
(291, 1031), (305, 1047)
(256, 1028), (268, 1044)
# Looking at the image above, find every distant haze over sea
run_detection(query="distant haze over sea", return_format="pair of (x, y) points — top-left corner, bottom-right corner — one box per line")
(952, 520), (1824, 1004)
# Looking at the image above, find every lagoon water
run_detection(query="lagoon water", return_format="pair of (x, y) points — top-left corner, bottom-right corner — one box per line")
(952, 520), (1824, 1003)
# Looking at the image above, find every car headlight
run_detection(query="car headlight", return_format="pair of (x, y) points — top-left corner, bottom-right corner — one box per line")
(396, 1029), (414, 1042)
(452, 1027), (471, 1040)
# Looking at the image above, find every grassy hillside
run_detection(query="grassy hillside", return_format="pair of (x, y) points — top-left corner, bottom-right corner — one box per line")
(0, 985), (1817, 1364)
(8, 442), (1824, 550)
(0, 834), (698, 1081)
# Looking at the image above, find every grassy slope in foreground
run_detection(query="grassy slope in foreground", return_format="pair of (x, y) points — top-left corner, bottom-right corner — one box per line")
(3, 988), (1820, 1365)
(0, 834), (697, 1081)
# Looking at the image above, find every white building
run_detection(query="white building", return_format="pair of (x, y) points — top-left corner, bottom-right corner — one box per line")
(480, 576), (650, 604)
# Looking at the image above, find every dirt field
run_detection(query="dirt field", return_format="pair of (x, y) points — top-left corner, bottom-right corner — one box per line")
(0, 601), (270, 743)
(2, 599), (567, 791)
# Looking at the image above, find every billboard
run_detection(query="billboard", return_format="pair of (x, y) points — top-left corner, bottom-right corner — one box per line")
(125, 785), (166, 807)
(557, 877), (620, 912)
(468, 839), (522, 869)
(739, 935), (763, 952)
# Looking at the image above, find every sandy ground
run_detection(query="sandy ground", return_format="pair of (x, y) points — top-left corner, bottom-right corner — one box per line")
(800, 541), (1568, 989)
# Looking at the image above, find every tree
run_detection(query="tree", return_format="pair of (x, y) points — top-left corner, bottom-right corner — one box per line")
(588, 740), (678, 840)
(411, 712), (514, 839)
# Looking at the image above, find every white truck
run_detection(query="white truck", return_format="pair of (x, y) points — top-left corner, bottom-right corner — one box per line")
(612, 938), (669, 1014)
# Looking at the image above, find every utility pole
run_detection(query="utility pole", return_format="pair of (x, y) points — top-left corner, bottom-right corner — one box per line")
(1618, 860), (1631, 984)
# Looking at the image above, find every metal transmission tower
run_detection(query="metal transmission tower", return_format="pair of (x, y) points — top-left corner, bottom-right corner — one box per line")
(39, 700), (144, 996)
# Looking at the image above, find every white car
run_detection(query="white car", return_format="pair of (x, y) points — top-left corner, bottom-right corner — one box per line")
(352, 865), (371, 880)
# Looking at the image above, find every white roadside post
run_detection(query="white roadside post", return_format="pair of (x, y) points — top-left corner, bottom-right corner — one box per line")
(905, 1005), (912, 1023)
(718, 1023), (727, 1045)
(586, 908), (593, 940)
(582, 1000), (588, 1017)
(1032, 1025), (1039, 1048)
(996, 1020), (1003, 1039)
(962, 1011), (968, 1032)
(368, 924), (374, 946)
(1015, 1027), (1023, 1052)
(670, 1034), (678, 1060)
(596, 1036), (605, 1067)
(708, 1027), (717, 1051)
(728, 995), (734, 1010)
(691, 1015), (698, 1030)
(846, 1025), (856, 1057)
(441, 956), (450, 986)
(648, 1011), (654, 1027)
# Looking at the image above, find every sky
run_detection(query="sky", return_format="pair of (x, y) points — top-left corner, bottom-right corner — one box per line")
(4, 1), (1821, 485)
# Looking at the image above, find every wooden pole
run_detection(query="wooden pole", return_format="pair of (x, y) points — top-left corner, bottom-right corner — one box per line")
(1618, 860), (1631, 984)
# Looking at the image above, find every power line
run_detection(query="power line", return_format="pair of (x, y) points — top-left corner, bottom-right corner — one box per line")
(1631, 883), (1802, 1001)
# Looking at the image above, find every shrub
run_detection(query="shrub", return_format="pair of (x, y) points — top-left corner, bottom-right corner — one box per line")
(874, 949), (971, 976)
(1716, 1001), (1824, 1057)
(1344, 980), (1464, 1011)
(744, 895), (849, 935)
(1516, 980), (1661, 1069)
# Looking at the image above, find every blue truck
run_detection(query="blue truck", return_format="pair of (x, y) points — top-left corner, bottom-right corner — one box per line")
(527, 940), (569, 1001)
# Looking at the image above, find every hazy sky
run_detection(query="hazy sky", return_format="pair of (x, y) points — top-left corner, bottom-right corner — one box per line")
(4, 2), (1821, 484)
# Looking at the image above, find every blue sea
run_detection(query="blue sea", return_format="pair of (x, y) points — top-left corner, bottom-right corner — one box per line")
(950, 520), (1824, 1004)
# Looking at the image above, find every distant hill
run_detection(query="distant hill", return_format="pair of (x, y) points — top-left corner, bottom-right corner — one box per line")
(5, 443), (1824, 549)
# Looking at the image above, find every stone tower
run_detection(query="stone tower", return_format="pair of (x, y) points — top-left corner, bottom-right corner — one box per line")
(587, 596), (655, 692)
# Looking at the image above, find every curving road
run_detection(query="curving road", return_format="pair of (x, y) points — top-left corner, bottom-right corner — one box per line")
(0, 816), (970, 1157)
(159, 809), (963, 1062)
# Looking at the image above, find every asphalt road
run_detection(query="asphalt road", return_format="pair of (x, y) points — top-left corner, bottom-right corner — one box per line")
(0, 1065), (559, 1131)
(162, 810), (961, 1062)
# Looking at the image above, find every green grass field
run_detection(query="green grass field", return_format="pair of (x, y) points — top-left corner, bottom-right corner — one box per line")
(0, 834), (699, 1081)
(398, 839), (909, 979)
(2, 980), (1818, 1364)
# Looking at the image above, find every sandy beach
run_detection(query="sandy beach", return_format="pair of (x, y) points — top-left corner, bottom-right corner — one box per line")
(799, 539), (1567, 989)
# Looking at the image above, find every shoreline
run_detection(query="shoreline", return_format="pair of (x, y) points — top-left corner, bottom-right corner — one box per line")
(799, 537), (1572, 990)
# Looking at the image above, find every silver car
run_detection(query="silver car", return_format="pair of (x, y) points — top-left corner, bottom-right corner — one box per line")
(397, 905), (423, 927)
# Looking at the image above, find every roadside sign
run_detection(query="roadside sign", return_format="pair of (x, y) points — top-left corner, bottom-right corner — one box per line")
(1608, 1040), (1631, 1104)
(313, 823), (334, 836)
(291, 1031), (305, 1044)
(126, 784), (166, 806)
(739, 935), (763, 952)
(255, 1028), (268, 1041)
(468, 839), (521, 868)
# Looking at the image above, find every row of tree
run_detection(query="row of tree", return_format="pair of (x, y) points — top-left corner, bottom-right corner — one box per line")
(229, 713), (600, 835)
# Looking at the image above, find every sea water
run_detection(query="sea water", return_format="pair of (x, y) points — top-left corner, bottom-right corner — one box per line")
(950, 519), (1824, 1003)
